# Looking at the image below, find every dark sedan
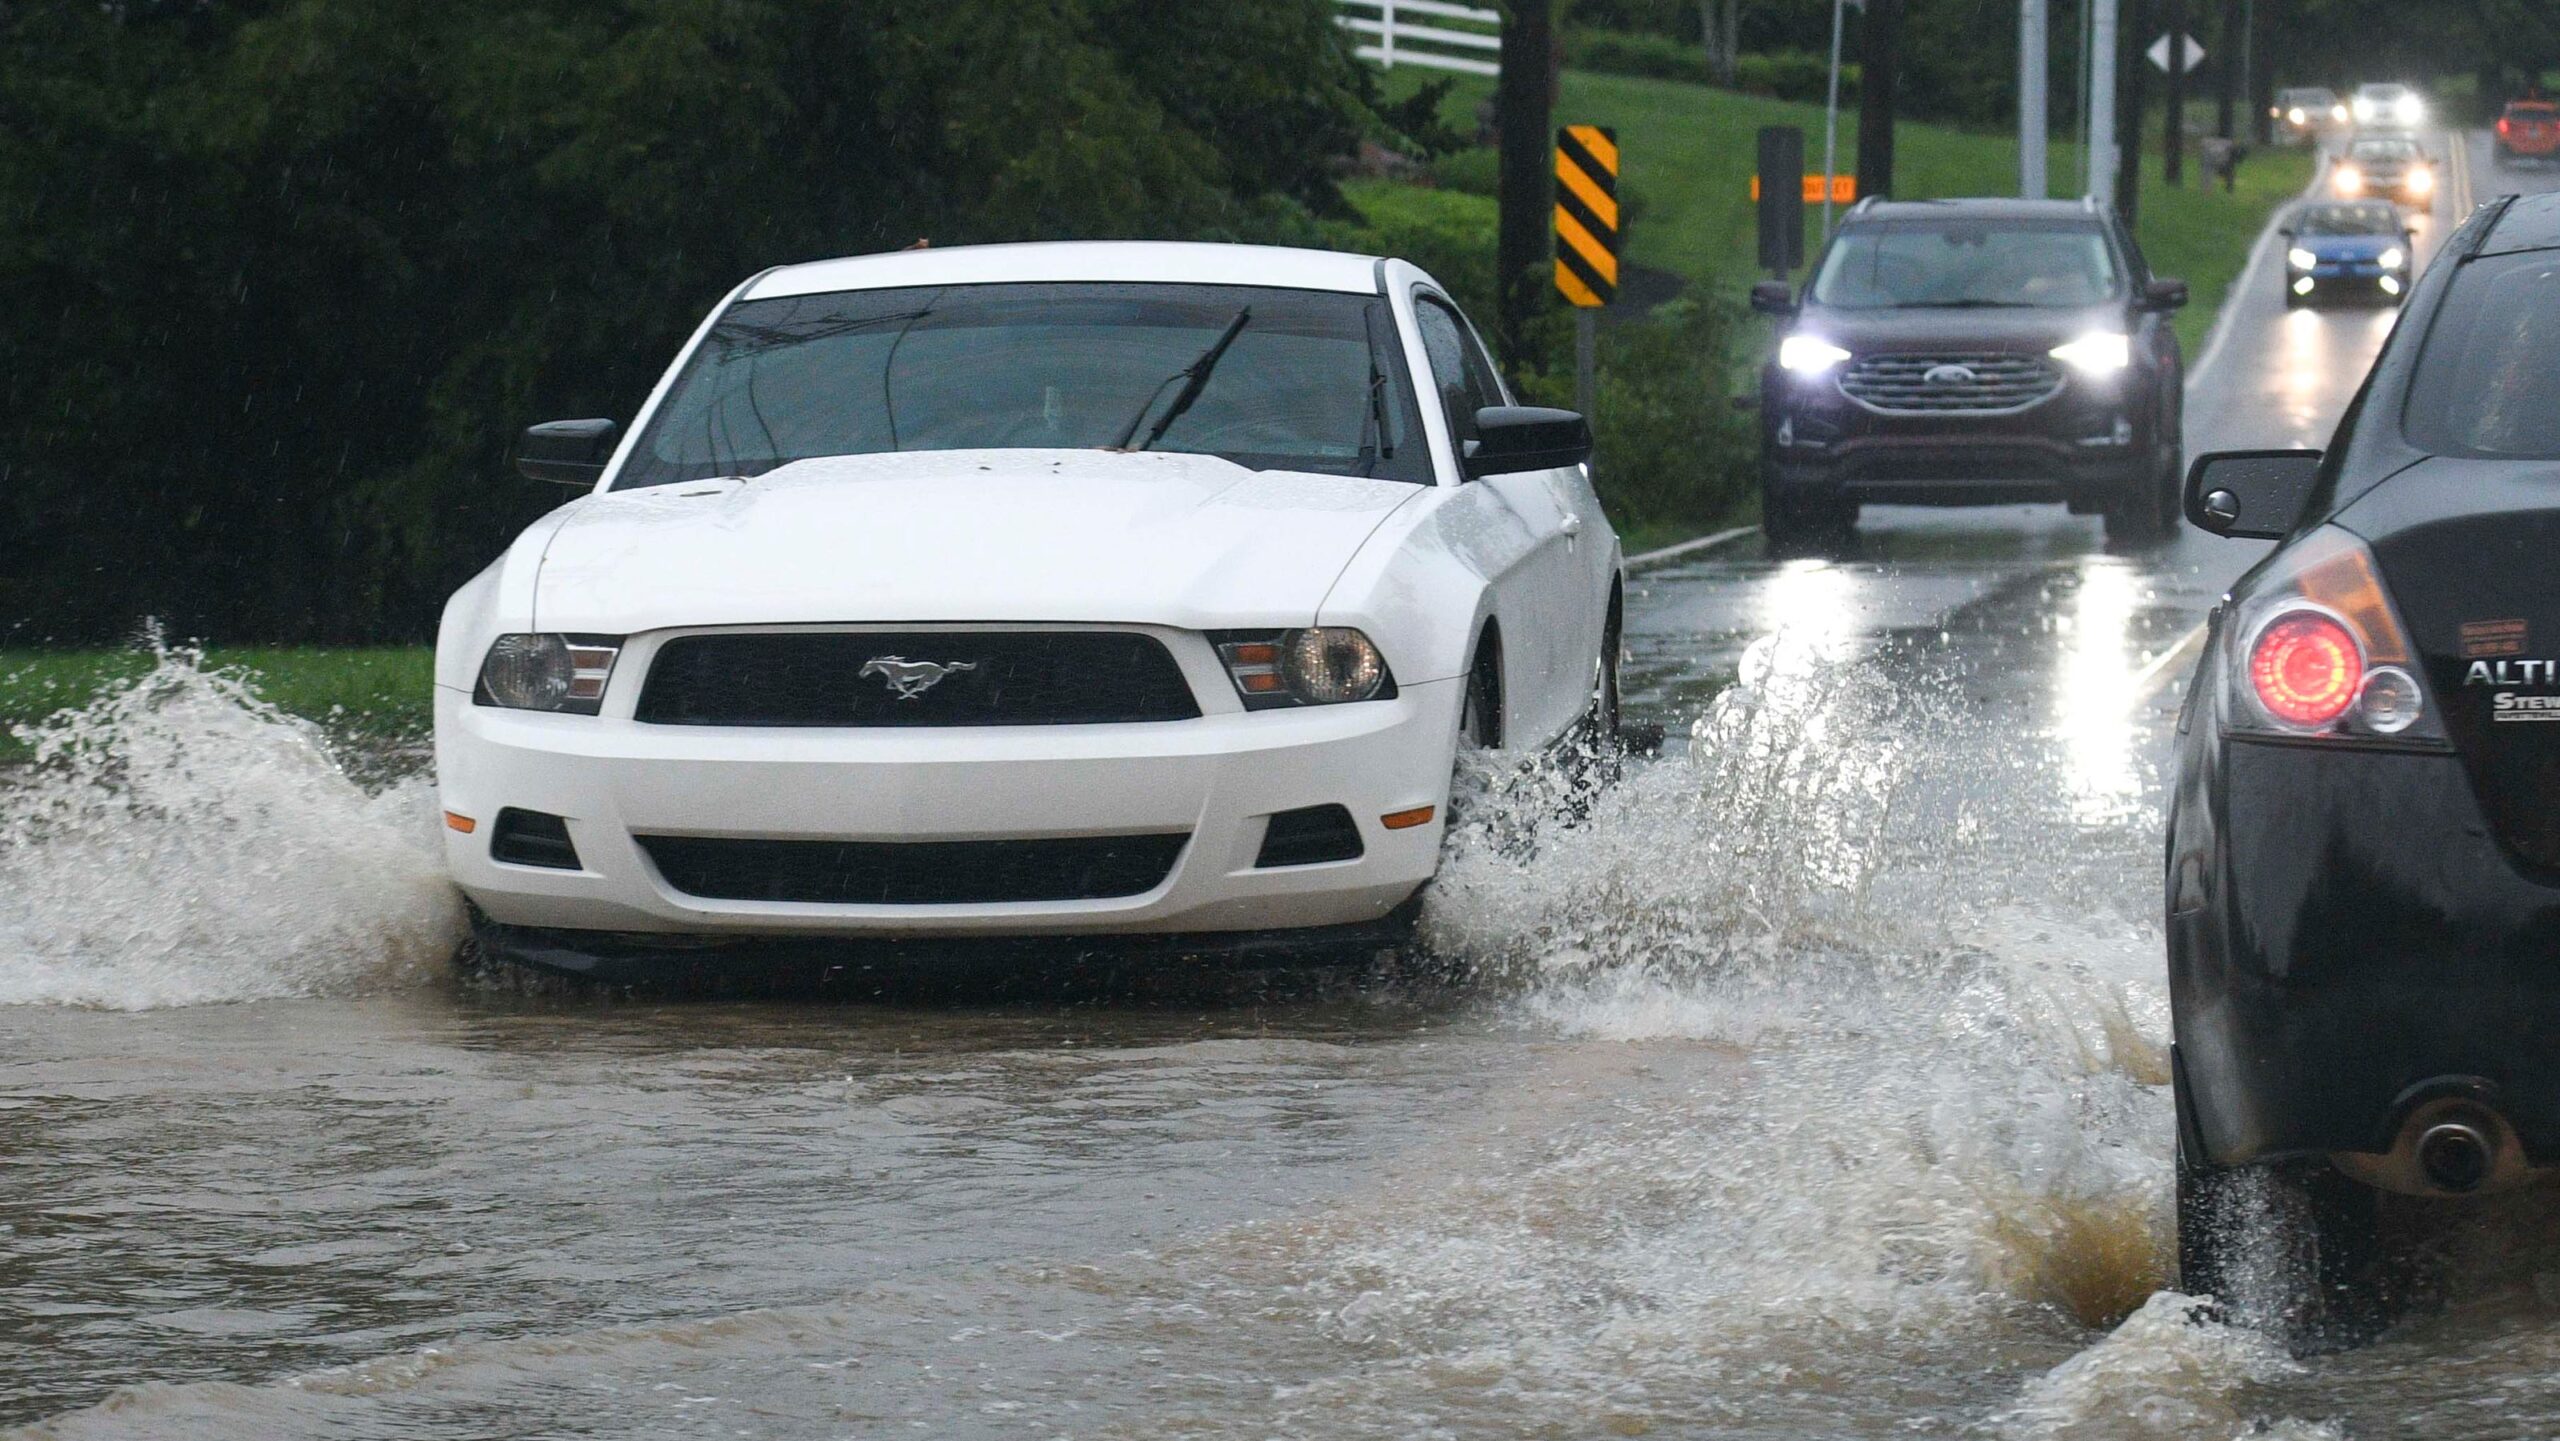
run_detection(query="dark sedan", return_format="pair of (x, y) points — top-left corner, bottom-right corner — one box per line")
(2170, 191), (2560, 1328)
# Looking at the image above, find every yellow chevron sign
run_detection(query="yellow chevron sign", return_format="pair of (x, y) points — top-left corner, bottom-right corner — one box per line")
(1553, 125), (1619, 307)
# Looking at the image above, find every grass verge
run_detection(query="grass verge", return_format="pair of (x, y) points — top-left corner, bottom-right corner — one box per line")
(2, 647), (434, 761)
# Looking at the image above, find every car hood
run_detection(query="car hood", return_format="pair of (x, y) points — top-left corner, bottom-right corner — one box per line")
(1792, 303), (2121, 353)
(529, 450), (1424, 634)
(2303, 235), (2399, 261)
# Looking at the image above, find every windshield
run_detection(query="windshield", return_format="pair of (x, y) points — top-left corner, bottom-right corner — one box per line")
(2361, 85), (2408, 102)
(2351, 139), (2418, 161)
(2294, 203), (2400, 236)
(2403, 252), (2560, 459)
(1808, 220), (2120, 310)
(616, 281), (1433, 489)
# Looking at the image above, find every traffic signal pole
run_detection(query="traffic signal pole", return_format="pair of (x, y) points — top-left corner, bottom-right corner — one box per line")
(2088, 0), (2118, 205)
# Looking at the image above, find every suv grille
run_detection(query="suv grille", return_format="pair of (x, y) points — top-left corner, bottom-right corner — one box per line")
(636, 833), (1189, 905)
(636, 631), (1200, 727)
(1838, 352), (2063, 413)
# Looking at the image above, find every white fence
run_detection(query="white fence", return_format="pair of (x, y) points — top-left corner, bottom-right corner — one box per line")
(1335, 0), (1501, 77)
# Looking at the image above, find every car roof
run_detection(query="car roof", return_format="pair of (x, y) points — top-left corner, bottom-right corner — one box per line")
(1844, 196), (2104, 224)
(2278, 86), (2335, 98)
(2480, 189), (2560, 257)
(741, 241), (1386, 302)
(2508, 99), (2559, 111)
(2357, 82), (2409, 95)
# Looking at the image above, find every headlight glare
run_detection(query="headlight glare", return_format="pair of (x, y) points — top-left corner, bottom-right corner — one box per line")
(2335, 164), (2362, 194)
(2408, 165), (2434, 195)
(477, 634), (620, 714)
(2049, 332), (2131, 375)
(1778, 336), (1852, 374)
(2288, 247), (2319, 270)
(2378, 246), (2406, 269)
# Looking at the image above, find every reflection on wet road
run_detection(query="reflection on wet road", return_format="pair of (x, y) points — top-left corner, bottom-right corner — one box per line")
(6, 130), (2560, 1440)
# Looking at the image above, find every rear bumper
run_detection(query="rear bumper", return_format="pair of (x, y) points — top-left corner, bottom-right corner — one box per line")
(2173, 739), (2560, 1168)
(434, 678), (1458, 940)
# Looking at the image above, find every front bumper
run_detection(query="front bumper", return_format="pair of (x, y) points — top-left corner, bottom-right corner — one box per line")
(435, 678), (1459, 940)
(2174, 738), (2560, 1169)
(2288, 261), (2408, 299)
(1761, 366), (2155, 506)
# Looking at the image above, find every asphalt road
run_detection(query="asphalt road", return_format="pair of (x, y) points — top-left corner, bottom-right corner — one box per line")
(6, 127), (2559, 1441)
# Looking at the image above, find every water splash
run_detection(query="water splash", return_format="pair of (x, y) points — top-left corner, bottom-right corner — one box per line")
(0, 649), (462, 1009)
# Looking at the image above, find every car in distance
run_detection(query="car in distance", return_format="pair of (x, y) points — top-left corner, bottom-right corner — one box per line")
(2333, 134), (2435, 208)
(2281, 200), (2415, 307)
(2496, 98), (2560, 164)
(2169, 191), (2560, 1326)
(2350, 81), (2425, 129)
(435, 241), (1621, 981)
(1749, 197), (2189, 547)
(2272, 86), (2349, 141)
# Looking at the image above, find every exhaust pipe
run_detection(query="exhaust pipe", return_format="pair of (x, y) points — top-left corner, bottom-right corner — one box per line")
(2416, 1120), (2494, 1194)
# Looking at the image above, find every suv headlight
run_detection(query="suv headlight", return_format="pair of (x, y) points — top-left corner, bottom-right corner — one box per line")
(476, 634), (622, 714)
(1214, 628), (1395, 710)
(2049, 332), (2131, 375)
(1778, 336), (1852, 374)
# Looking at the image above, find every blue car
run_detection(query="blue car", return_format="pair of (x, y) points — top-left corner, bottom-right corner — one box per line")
(2282, 199), (2415, 308)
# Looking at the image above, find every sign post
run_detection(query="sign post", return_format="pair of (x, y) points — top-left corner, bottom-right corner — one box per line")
(1755, 126), (1806, 281)
(1553, 124), (1620, 451)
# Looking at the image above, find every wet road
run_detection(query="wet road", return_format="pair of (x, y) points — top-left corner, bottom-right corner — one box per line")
(7, 132), (2560, 1440)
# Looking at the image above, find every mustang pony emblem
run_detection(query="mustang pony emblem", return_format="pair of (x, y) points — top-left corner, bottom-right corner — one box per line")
(859, 656), (979, 700)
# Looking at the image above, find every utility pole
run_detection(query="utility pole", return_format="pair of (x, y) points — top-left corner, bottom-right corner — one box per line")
(1495, 0), (1556, 369)
(2163, 0), (2187, 186)
(1856, 0), (1902, 202)
(2020, 0), (2048, 197)
(1822, 0), (1850, 238)
(2115, 0), (2145, 227)
(2215, 0), (2237, 138)
(2089, 0), (2118, 204)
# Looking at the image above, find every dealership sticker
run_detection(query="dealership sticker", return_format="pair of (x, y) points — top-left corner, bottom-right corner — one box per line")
(2461, 618), (2529, 659)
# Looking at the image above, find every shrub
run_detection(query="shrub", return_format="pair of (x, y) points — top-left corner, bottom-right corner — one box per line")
(1562, 29), (1856, 106)
(1518, 299), (1757, 534)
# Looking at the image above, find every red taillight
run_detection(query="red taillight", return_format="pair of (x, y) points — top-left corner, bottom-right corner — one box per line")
(2500, 116), (2513, 134)
(2250, 611), (2364, 727)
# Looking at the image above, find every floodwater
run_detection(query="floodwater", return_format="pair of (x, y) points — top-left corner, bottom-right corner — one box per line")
(9, 131), (2560, 1440)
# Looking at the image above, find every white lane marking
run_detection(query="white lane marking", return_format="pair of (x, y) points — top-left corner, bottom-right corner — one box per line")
(2131, 620), (2209, 701)
(1626, 523), (1758, 570)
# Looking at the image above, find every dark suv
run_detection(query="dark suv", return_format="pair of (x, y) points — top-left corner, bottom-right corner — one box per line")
(1750, 198), (2188, 547)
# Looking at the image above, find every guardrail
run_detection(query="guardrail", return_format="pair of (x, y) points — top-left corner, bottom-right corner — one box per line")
(1335, 0), (1501, 77)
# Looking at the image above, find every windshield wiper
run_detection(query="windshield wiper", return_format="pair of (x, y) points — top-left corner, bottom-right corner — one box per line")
(1900, 298), (2035, 309)
(1112, 307), (1252, 452)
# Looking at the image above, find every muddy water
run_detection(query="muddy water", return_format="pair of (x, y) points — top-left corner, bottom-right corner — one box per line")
(0, 614), (2421, 1441)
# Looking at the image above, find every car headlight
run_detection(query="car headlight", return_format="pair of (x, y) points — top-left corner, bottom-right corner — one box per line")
(2378, 246), (2406, 269)
(2287, 107), (2306, 125)
(2334, 164), (2362, 195)
(2353, 98), (2375, 122)
(1215, 628), (1394, 709)
(2332, 104), (2350, 123)
(2049, 332), (2131, 375)
(476, 633), (622, 714)
(2408, 165), (2434, 195)
(2288, 246), (2320, 270)
(2399, 98), (2424, 124)
(1778, 336), (1852, 374)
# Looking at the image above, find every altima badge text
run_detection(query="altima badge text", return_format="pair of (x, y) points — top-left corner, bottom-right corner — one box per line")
(860, 656), (979, 700)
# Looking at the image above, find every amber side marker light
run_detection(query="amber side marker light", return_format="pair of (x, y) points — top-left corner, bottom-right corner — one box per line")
(1380, 806), (1436, 830)
(444, 811), (478, 834)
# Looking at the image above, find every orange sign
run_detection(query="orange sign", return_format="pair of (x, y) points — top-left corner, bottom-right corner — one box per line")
(1749, 174), (1858, 203)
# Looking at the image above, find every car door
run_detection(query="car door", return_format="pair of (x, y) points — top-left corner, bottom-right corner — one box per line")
(1409, 290), (1587, 744)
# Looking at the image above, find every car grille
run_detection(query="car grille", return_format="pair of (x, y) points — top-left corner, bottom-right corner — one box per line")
(635, 631), (1200, 727)
(1838, 352), (2064, 413)
(636, 833), (1190, 905)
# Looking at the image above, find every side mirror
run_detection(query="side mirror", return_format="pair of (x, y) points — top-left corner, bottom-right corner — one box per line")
(1749, 280), (1796, 316)
(2185, 449), (2322, 538)
(1463, 406), (1592, 479)
(2277, 225), (2294, 237)
(2144, 277), (2190, 311)
(517, 418), (619, 487)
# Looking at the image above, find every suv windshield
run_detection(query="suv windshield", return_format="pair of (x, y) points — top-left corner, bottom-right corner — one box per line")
(616, 281), (1432, 490)
(2294, 202), (2400, 236)
(1808, 220), (2120, 309)
(2403, 251), (2560, 458)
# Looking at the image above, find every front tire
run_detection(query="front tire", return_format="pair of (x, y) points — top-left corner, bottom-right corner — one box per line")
(2104, 445), (2180, 545)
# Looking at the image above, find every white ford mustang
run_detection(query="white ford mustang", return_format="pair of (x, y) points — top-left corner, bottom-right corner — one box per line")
(435, 241), (1622, 979)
